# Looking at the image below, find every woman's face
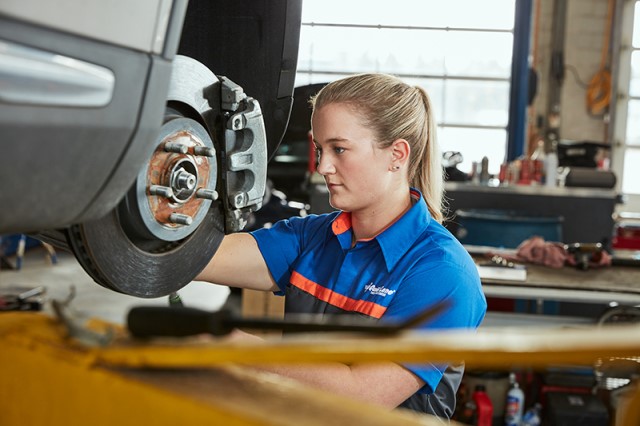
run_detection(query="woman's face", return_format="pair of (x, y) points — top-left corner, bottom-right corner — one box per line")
(311, 103), (395, 213)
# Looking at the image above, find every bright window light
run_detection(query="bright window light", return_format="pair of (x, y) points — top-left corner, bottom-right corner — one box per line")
(296, 0), (516, 174)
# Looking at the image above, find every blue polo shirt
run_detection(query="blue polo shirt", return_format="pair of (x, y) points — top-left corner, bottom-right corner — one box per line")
(251, 189), (486, 394)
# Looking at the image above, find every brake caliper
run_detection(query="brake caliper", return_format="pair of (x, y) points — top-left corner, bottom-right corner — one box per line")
(215, 76), (268, 233)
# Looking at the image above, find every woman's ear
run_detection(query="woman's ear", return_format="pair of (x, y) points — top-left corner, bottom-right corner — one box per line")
(390, 138), (411, 167)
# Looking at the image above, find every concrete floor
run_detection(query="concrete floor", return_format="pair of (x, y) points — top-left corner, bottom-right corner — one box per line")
(0, 246), (230, 325)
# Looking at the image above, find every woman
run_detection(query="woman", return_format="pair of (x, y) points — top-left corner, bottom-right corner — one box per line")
(197, 73), (486, 418)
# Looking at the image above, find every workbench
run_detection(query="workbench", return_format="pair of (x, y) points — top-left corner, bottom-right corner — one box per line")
(481, 262), (640, 306)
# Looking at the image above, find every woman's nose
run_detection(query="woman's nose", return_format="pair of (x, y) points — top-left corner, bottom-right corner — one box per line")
(316, 154), (335, 175)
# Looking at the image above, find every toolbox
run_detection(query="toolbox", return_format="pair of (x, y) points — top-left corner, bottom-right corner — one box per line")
(545, 392), (609, 426)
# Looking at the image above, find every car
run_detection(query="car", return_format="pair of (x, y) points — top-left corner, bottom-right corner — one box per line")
(0, 0), (302, 297)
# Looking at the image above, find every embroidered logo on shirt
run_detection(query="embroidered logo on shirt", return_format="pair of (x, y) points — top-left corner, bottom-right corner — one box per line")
(364, 283), (396, 297)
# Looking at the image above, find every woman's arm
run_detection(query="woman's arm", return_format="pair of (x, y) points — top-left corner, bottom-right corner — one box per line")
(200, 230), (425, 408)
(261, 361), (424, 409)
(231, 329), (425, 409)
(196, 233), (278, 292)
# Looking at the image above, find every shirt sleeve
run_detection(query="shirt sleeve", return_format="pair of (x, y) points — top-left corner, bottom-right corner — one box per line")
(250, 214), (332, 295)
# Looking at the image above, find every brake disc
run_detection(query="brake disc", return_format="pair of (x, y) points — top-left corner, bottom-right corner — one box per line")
(65, 56), (226, 297)
(65, 55), (269, 297)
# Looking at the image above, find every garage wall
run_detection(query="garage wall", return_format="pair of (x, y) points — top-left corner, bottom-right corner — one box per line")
(533, 0), (610, 144)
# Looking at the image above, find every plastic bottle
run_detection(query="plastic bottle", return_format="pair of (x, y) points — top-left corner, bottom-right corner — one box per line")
(530, 139), (546, 162)
(522, 403), (542, 426)
(471, 161), (480, 184)
(544, 145), (558, 187)
(504, 372), (525, 426)
(531, 139), (546, 183)
(480, 156), (490, 185)
(472, 385), (493, 426)
(459, 396), (477, 425)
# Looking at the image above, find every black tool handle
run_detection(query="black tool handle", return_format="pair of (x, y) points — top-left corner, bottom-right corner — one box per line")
(127, 300), (450, 338)
(127, 306), (232, 337)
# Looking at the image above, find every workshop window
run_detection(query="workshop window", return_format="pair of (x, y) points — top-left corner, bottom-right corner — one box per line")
(622, 4), (640, 193)
(295, 0), (516, 174)
(613, 0), (640, 210)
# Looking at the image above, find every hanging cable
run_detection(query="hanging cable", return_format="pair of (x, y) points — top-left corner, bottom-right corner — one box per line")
(586, 0), (615, 116)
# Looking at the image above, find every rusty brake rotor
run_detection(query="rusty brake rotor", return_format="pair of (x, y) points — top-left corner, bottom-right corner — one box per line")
(65, 56), (225, 297)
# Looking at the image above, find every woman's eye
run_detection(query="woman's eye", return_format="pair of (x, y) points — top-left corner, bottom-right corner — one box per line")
(334, 147), (345, 154)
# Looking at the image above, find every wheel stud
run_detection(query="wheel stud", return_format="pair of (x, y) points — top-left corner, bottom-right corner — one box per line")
(169, 213), (193, 225)
(196, 188), (218, 200)
(164, 142), (188, 154)
(149, 185), (173, 198)
(193, 146), (215, 157)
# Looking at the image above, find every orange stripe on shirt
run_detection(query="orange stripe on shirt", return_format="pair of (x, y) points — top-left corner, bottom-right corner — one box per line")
(290, 271), (387, 319)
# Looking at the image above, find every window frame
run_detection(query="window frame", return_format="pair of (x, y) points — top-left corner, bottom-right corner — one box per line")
(611, 0), (640, 211)
(294, 0), (530, 174)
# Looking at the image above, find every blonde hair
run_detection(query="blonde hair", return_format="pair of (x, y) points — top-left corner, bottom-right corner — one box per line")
(310, 73), (444, 223)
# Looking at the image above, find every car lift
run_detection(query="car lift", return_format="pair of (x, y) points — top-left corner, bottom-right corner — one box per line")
(2, 311), (640, 425)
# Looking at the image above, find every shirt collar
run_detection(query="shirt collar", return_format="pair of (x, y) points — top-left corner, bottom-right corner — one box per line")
(376, 189), (431, 271)
(330, 189), (432, 269)
(331, 211), (355, 250)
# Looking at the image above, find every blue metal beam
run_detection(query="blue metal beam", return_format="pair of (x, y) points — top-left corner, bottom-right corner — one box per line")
(507, 0), (533, 161)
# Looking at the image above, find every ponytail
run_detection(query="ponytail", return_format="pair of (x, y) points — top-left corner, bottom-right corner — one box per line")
(412, 86), (444, 223)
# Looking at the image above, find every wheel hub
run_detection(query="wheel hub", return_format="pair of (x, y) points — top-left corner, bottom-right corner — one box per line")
(61, 55), (268, 297)
(133, 116), (217, 242)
